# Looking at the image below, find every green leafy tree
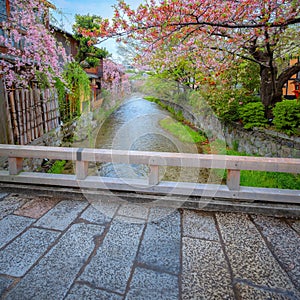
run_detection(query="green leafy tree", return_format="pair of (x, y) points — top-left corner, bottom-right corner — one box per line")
(73, 14), (110, 67)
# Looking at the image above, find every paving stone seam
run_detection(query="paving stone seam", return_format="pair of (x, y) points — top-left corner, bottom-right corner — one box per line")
(181, 233), (222, 242)
(286, 219), (300, 237)
(234, 278), (299, 298)
(116, 213), (148, 222)
(249, 214), (300, 292)
(65, 199), (121, 298)
(213, 213), (239, 300)
(31, 225), (63, 233)
(69, 280), (125, 298)
(122, 215), (148, 299)
(178, 208), (183, 300)
(1, 276), (21, 298)
(133, 262), (180, 277)
(63, 201), (125, 298)
(63, 217), (115, 298)
(116, 203), (151, 221)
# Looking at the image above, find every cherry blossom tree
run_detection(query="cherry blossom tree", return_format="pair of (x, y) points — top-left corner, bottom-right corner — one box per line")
(0, 0), (70, 88)
(102, 58), (130, 95)
(79, 0), (300, 112)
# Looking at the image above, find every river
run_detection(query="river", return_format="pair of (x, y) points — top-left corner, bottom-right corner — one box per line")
(94, 95), (209, 183)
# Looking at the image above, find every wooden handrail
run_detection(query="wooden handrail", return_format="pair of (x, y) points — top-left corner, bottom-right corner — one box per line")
(0, 144), (299, 203)
(0, 144), (299, 172)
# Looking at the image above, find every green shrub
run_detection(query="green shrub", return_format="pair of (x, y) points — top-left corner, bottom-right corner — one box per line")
(273, 100), (300, 136)
(218, 100), (240, 122)
(47, 160), (66, 174)
(239, 102), (267, 129)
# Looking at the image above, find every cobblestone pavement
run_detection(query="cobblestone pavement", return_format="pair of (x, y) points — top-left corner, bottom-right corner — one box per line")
(0, 189), (299, 299)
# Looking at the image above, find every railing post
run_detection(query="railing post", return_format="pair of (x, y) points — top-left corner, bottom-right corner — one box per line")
(149, 165), (159, 185)
(227, 169), (240, 191)
(76, 161), (88, 180)
(8, 157), (23, 175)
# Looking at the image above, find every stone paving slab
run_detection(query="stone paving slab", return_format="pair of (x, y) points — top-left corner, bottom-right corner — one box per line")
(14, 196), (60, 219)
(88, 196), (122, 218)
(0, 215), (34, 248)
(138, 209), (181, 275)
(182, 237), (234, 299)
(65, 283), (123, 300)
(79, 217), (144, 294)
(34, 200), (88, 231)
(126, 267), (179, 300)
(0, 228), (59, 276)
(5, 223), (105, 300)
(0, 189), (299, 299)
(0, 194), (29, 220)
(80, 204), (112, 224)
(216, 213), (299, 298)
(117, 203), (149, 220)
(182, 210), (219, 241)
(80, 254), (134, 295)
(97, 217), (144, 261)
(252, 215), (300, 290)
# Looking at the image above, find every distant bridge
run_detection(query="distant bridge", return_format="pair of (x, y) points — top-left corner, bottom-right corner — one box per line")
(0, 144), (299, 204)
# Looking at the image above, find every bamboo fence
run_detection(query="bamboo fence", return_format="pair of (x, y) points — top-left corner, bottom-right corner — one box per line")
(5, 88), (60, 145)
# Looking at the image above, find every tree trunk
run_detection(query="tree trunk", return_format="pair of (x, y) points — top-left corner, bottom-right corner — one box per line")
(260, 61), (300, 118)
(259, 65), (279, 118)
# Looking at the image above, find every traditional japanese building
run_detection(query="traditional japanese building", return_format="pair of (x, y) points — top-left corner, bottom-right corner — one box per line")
(283, 57), (300, 100)
(0, 1), (59, 145)
(52, 26), (104, 110)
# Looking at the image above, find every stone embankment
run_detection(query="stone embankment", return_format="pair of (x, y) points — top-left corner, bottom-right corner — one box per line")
(159, 99), (300, 158)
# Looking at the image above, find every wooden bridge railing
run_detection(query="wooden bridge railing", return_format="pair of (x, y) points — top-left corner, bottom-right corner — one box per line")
(0, 144), (299, 204)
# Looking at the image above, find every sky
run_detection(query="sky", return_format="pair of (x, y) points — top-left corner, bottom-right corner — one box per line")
(50, 0), (143, 60)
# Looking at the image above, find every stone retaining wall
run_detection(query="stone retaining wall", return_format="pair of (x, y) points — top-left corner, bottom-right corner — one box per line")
(158, 99), (300, 158)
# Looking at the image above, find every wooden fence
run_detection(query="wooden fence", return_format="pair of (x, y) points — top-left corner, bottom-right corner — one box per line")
(0, 144), (299, 204)
(3, 87), (60, 145)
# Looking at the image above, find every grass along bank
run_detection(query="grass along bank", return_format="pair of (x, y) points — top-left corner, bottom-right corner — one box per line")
(205, 140), (300, 190)
(144, 96), (300, 190)
(160, 117), (207, 144)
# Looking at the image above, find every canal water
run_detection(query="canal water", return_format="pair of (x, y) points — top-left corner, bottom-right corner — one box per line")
(94, 95), (209, 183)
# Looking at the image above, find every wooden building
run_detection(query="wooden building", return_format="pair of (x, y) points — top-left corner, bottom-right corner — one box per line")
(52, 26), (104, 110)
(0, 0), (59, 145)
(283, 57), (300, 100)
(0, 1), (104, 144)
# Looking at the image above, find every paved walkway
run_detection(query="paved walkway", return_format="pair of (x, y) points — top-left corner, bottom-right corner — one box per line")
(0, 188), (299, 299)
